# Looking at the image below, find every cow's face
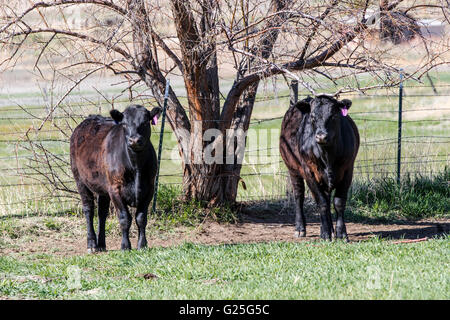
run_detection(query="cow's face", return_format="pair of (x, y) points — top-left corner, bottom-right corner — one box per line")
(296, 96), (352, 146)
(110, 105), (161, 152)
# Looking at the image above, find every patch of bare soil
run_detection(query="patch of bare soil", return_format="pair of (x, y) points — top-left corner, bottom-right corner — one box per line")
(1, 209), (449, 257)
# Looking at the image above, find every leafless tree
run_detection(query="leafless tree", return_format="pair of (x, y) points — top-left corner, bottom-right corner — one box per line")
(1, 0), (449, 207)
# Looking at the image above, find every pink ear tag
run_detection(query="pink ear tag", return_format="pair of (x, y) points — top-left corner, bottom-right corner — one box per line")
(151, 115), (158, 125)
(340, 108), (348, 117)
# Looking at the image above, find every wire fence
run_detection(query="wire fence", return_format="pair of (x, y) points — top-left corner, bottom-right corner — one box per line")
(0, 80), (448, 214)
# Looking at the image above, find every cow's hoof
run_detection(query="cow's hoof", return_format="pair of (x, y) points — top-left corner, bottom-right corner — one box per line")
(87, 248), (96, 254)
(96, 247), (106, 252)
(121, 239), (132, 251)
(137, 244), (148, 250)
(320, 233), (332, 241)
(121, 245), (132, 251)
(336, 228), (349, 242)
(294, 231), (306, 238)
(137, 238), (148, 250)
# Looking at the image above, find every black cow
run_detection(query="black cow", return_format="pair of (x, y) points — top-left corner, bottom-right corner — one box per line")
(280, 95), (360, 241)
(70, 105), (161, 252)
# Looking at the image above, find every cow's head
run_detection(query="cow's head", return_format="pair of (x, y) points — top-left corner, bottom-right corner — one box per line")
(295, 96), (352, 146)
(110, 105), (162, 152)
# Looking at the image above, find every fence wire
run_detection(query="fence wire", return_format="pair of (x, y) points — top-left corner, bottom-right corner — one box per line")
(0, 83), (448, 213)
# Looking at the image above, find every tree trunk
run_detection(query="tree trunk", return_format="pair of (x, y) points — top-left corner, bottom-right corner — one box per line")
(181, 81), (260, 206)
(129, 0), (291, 207)
(182, 164), (234, 206)
(171, 0), (289, 206)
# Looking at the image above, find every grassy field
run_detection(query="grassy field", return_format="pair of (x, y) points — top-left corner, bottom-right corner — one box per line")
(0, 71), (449, 215)
(1, 236), (448, 299)
(0, 69), (448, 301)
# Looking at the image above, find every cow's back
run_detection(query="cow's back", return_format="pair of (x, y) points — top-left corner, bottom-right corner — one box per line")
(280, 105), (304, 173)
(70, 116), (115, 195)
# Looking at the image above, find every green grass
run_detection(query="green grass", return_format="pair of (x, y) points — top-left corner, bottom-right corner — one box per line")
(0, 236), (448, 299)
(1, 46), (448, 301)
(348, 168), (450, 221)
(155, 185), (237, 227)
(0, 81), (448, 301)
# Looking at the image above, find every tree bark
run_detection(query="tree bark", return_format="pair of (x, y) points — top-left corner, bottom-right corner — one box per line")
(126, 0), (364, 206)
(128, 0), (364, 207)
(179, 0), (291, 206)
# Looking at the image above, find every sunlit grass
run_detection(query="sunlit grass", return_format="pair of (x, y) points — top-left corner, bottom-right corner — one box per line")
(0, 236), (448, 299)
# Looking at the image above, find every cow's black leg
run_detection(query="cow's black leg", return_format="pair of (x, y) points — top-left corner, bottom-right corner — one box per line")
(97, 195), (110, 251)
(110, 193), (132, 250)
(77, 183), (97, 253)
(306, 180), (333, 241)
(135, 200), (149, 250)
(119, 209), (132, 250)
(334, 172), (353, 241)
(289, 171), (306, 237)
(318, 197), (333, 241)
(333, 196), (348, 241)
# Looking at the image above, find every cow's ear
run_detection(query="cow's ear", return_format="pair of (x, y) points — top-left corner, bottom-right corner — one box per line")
(294, 97), (312, 113)
(110, 109), (124, 124)
(341, 99), (352, 110)
(339, 99), (352, 117)
(149, 107), (162, 126)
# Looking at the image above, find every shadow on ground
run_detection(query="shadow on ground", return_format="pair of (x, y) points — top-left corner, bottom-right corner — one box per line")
(1, 199), (449, 256)
(351, 223), (450, 240)
(239, 200), (450, 241)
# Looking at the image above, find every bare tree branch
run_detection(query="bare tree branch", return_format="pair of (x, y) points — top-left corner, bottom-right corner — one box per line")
(1, 28), (132, 59)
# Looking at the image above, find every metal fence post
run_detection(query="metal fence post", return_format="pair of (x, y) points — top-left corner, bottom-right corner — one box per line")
(290, 80), (299, 107)
(152, 79), (170, 213)
(397, 71), (404, 185)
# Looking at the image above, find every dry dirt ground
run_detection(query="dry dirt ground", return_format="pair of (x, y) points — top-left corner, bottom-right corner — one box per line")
(2, 207), (449, 257)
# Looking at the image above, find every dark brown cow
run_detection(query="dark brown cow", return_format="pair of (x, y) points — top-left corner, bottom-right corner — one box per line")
(70, 105), (161, 252)
(280, 96), (359, 241)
